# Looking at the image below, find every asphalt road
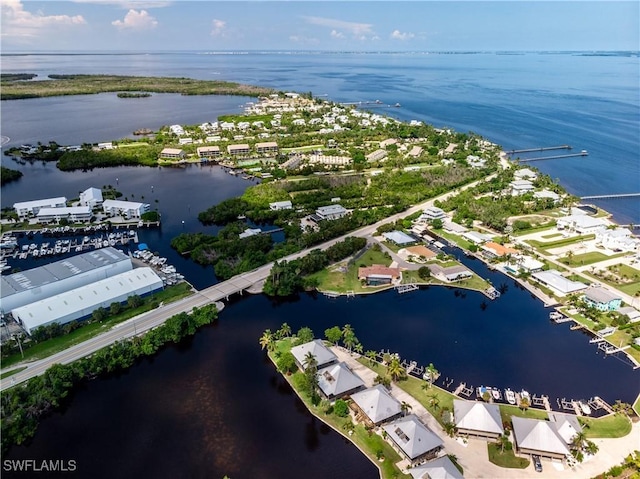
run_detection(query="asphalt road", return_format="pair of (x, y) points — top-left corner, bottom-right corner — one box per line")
(0, 174), (492, 391)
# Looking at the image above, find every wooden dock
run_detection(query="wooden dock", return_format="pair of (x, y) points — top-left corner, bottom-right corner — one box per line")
(507, 145), (571, 154)
(453, 382), (466, 396)
(518, 151), (588, 162)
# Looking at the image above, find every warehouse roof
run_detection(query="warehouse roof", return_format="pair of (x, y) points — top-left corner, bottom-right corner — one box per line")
(12, 267), (162, 334)
(1, 247), (130, 297)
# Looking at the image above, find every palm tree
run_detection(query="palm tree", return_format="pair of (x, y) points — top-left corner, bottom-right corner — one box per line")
(443, 421), (458, 438)
(353, 342), (363, 355)
(387, 357), (406, 382)
(277, 322), (291, 339)
(303, 351), (318, 372)
(496, 433), (510, 453)
(400, 401), (412, 416)
(519, 396), (530, 411)
(365, 350), (377, 366)
(426, 392), (440, 411)
(259, 329), (274, 351)
(612, 400), (632, 417)
(374, 374), (391, 389)
(425, 363), (439, 388)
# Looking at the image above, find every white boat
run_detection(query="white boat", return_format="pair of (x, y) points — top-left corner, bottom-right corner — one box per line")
(520, 390), (531, 401)
(505, 388), (516, 405)
(579, 401), (592, 415)
(492, 388), (502, 400)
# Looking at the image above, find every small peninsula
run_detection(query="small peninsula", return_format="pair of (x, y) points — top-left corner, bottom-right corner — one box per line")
(0, 74), (274, 100)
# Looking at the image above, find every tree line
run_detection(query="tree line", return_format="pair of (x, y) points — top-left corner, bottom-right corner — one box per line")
(1, 304), (218, 454)
(0, 166), (23, 186)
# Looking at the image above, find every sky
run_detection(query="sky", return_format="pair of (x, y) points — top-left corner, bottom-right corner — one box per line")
(1, 1), (638, 52)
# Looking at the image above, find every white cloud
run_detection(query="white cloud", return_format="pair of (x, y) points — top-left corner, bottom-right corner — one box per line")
(210, 18), (226, 37)
(390, 30), (415, 41)
(112, 9), (158, 30)
(1, 0), (86, 39)
(302, 15), (374, 40)
(72, 1), (171, 8)
(289, 35), (319, 45)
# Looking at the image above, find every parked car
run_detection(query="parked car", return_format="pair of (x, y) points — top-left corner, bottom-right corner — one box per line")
(532, 454), (542, 473)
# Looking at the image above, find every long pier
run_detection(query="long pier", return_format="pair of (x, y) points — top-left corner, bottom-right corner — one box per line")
(517, 151), (588, 162)
(581, 193), (640, 200)
(507, 145), (571, 154)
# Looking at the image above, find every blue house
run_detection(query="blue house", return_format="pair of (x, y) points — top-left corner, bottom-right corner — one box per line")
(583, 287), (622, 312)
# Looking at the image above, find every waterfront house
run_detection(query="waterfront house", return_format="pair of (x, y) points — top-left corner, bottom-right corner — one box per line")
(382, 414), (443, 465)
(430, 264), (473, 283)
(595, 227), (639, 252)
(416, 206), (446, 223)
(255, 141), (278, 154)
(269, 200), (293, 211)
(504, 255), (544, 274)
(548, 412), (583, 444)
(290, 339), (337, 371)
(97, 142), (113, 150)
(314, 204), (348, 221)
(14, 197), (67, 219)
(462, 231), (492, 245)
(583, 287), (622, 311)
(509, 179), (535, 196)
(36, 206), (92, 224)
(227, 144), (250, 155)
(102, 199), (150, 219)
(350, 385), (403, 426)
(443, 220), (468, 234)
(382, 231), (417, 246)
(409, 456), (463, 479)
(618, 306), (640, 323)
(556, 214), (607, 234)
(511, 417), (570, 460)
(196, 146), (221, 159)
(514, 168), (538, 180)
(401, 245), (437, 262)
(530, 269), (587, 296)
(358, 265), (401, 286)
(159, 148), (185, 160)
(317, 362), (365, 399)
(466, 155), (487, 168)
(79, 187), (103, 209)
(481, 242), (518, 259)
(238, 228), (261, 239)
(534, 189), (561, 203)
(453, 399), (504, 440)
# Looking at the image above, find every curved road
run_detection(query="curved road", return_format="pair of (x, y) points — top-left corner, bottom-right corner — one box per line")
(0, 173), (493, 391)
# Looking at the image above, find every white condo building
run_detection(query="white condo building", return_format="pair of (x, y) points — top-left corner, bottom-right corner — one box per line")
(14, 197), (67, 219)
(102, 200), (150, 219)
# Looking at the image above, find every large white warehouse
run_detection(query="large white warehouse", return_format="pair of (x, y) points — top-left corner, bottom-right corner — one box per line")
(13, 267), (164, 335)
(1, 247), (131, 314)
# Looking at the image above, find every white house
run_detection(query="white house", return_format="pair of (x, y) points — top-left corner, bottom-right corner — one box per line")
(79, 187), (103, 208)
(417, 206), (446, 223)
(269, 201), (293, 211)
(531, 269), (587, 296)
(534, 189), (561, 203)
(596, 228), (638, 252)
(557, 215), (607, 234)
(509, 179), (535, 196)
(315, 204), (348, 221)
(160, 148), (185, 160)
(514, 168), (538, 180)
(36, 206), (92, 223)
(102, 200), (150, 219)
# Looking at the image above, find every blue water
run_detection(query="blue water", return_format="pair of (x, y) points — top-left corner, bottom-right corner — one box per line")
(2, 51), (639, 223)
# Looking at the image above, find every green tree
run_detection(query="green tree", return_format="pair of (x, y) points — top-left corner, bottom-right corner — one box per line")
(109, 302), (122, 316)
(324, 326), (342, 345)
(431, 218), (443, 229)
(418, 266), (431, 279)
(296, 326), (314, 345)
(443, 421), (458, 438)
(277, 322), (291, 339)
(387, 356), (406, 382)
(365, 350), (377, 366)
(276, 351), (298, 374)
(400, 401), (412, 416)
(496, 433), (510, 453)
(259, 329), (275, 351)
(127, 295), (143, 309)
(333, 399), (349, 417)
(424, 362), (439, 388)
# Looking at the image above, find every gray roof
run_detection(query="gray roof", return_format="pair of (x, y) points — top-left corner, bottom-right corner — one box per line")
(619, 306), (640, 320)
(316, 204), (347, 216)
(383, 231), (417, 245)
(409, 456), (464, 479)
(584, 287), (621, 304)
(350, 385), (402, 424)
(383, 414), (443, 460)
(1, 247), (129, 297)
(290, 339), (337, 370)
(548, 412), (583, 444)
(531, 270), (587, 295)
(454, 399), (504, 435)
(512, 417), (570, 456)
(317, 362), (364, 398)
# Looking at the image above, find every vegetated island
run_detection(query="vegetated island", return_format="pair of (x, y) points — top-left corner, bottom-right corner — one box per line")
(0, 166), (23, 185)
(0, 74), (274, 100)
(117, 92), (151, 99)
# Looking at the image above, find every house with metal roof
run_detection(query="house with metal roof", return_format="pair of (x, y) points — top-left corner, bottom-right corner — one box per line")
(196, 146), (221, 158)
(350, 385), (402, 426)
(583, 287), (622, 311)
(317, 362), (365, 399)
(159, 148), (185, 159)
(36, 206), (92, 224)
(531, 269), (587, 296)
(314, 204), (348, 221)
(409, 456), (464, 479)
(383, 231), (417, 246)
(290, 339), (338, 371)
(79, 187), (103, 208)
(14, 197), (67, 219)
(453, 399), (504, 439)
(102, 199), (150, 219)
(269, 200), (293, 211)
(383, 414), (443, 464)
(358, 265), (401, 286)
(548, 412), (582, 444)
(556, 215), (607, 234)
(12, 267), (163, 335)
(511, 416), (570, 460)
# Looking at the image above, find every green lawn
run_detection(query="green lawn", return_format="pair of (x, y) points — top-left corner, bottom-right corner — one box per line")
(0, 366), (27, 379)
(512, 224), (557, 237)
(487, 442), (530, 469)
(499, 405), (548, 423)
(633, 395), (640, 417)
(586, 264), (640, 297)
(434, 230), (474, 251)
(526, 234), (596, 251)
(0, 283), (194, 370)
(559, 251), (626, 268)
(541, 232), (563, 239)
(580, 414), (632, 438)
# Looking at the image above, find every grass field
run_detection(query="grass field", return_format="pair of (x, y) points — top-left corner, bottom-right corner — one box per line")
(580, 414), (632, 438)
(559, 251), (626, 267)
(499, 405), (548, 423)
(487, 443), (530, 469)
(0, 366), (27, 379)
(0, 283), (194, 370)
(587, 264), (640, 297)
(526, 234), (596, 251)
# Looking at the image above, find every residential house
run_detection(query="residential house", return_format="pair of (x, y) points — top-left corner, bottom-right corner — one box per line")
(401, 245), (437, 262)
(481, 242), (518, 259)
(510, 179), (535, 196)
(512, 417), (570, 460)
(514, 168), (538, 180)
(382, 231), (417, 246)
(36, 206), (92, 224)
(382, 415), (443, 465)
(14, 197), (67, 219)
(556, 215), (607, 234)
(358, 265), (401, 286)
(317, 362), (365, 399)
(409, 456), (463, 479)
(314, 204), (348, 221)
(350, 385), (402, 426)
(534, 189), (561, 203)
(583, 287), (622, 311)
(462, 231), (492, 245)
(453, 399), (504, 440)
(79, 187), (103, 209)
(159, 148), (185, 160)
(466, 155), (487, 168)
(366, 149), (388, 162)
(530, 269), (587, 296)
(618, 306), (640, 323)
(269, 201), (293, 211)
(238, 228), (261, 239)
(417, 206), (446, 223)
(290, 339), (338, 371)
(102, 200), (150, 219)
(196, 146), (221, 158)
(548, 412), (583, 445)
(256, 142), (278, 154)
(596, 228), (638, 252)
(227, 144), (250, 155)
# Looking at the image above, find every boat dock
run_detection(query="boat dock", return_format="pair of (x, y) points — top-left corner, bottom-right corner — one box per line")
(517, 151), (588, 162)
(396, 283), (418, 294)
(507, 145), (571, 154)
